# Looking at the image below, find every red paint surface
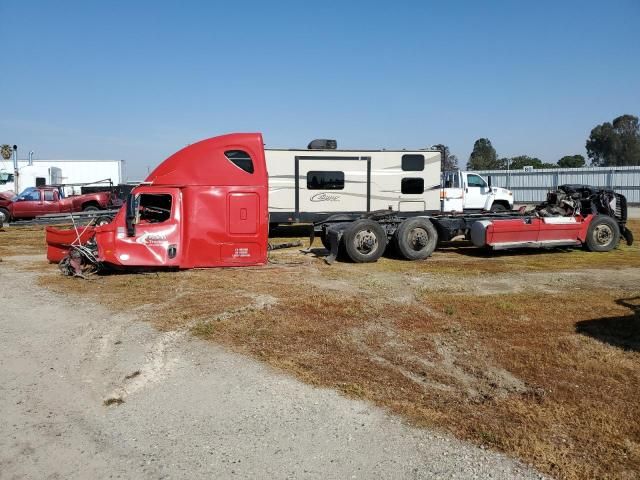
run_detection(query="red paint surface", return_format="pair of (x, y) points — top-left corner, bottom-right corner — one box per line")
(485, 215), (593, 245)
(46, 225), (96, 262)
(58, 132), (270, 269)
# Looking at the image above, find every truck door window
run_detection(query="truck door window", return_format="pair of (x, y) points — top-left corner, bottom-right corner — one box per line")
(307, 171), (345, 190)
(225, 150), (254, 174)
(44, 190), (55, 201)
(401, 154), (424, 171)
(18, 189), (40, 201)
(467, 174), (487, 188)
(443, 172), (460, 188)
(136, 193), (172, 224)
(401, 178), (424, 194)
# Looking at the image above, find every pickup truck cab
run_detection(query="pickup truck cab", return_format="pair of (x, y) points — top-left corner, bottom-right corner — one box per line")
(6, 186), (117, 221)
(441, 171), (513, 212)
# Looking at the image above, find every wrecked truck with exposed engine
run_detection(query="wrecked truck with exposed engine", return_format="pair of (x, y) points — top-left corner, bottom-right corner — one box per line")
(45, 133), (633, 275)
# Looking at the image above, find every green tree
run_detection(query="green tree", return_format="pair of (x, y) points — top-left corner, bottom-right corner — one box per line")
(1, 144), (12, 161)
(557, 154), (586, 168)
(586, 114), (640, 166)
(468, 138), (501, 170)
(500, 155), (557, 170)
(433, 144), (459, 171)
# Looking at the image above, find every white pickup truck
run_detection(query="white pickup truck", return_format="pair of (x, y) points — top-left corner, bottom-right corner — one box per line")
(441, 171), (513, 212)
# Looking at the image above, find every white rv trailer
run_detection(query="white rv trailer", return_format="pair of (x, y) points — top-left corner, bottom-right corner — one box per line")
(266, 143), (442, 224)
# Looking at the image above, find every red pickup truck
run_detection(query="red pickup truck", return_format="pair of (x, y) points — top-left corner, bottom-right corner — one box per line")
(3, 187), (119, 221)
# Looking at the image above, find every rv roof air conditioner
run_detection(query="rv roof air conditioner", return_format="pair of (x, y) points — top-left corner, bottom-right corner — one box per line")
(307, 139), (337, 150)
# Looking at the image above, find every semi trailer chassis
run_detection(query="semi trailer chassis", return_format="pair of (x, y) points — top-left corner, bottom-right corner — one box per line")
(316, 185), (633, 264)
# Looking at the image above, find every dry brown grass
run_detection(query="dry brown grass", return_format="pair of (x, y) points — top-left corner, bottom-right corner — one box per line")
(8, 219), (640, 479)
(0, 225), (47, 257)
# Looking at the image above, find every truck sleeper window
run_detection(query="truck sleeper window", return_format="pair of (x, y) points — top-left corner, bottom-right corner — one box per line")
(307, 171), (345, 190)
(225, 150), (254, 174)
(136, 194), (172, 224)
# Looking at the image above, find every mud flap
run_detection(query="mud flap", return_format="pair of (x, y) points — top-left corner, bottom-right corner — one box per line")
(622, 227), (634, 246)
(324, 228), (343, 265)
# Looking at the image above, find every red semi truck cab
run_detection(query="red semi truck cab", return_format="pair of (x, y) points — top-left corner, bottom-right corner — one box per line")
(88, 132), (269, 268)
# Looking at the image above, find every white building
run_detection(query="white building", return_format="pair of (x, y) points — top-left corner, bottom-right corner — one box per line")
(0, 159), (125, 193)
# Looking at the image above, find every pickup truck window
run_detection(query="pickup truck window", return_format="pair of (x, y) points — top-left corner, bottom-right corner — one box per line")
(401, 154), (424, 171)
(19, 190), (41, 201)
(44, 190), (55, 201)
(443, 172), (460, 188)
(225, 150), (254, 174)
(467, 174), (487, 188)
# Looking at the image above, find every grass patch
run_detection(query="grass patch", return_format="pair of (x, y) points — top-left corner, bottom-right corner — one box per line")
(7, 219), (638, 479)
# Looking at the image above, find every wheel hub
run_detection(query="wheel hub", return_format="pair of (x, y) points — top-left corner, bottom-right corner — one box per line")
(354, 230), (378, 254)
(409, 228), (429, 250)
(594, 224), (613, 246)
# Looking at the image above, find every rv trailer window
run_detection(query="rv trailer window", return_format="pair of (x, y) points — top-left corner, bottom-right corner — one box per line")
(224, 150), (254, 174)
(401, 154), (424, 171)
(307, 171), (345, 190)
(401, 178), (424, 194)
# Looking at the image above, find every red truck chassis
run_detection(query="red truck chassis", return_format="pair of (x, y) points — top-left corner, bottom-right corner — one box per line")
(45, 134), (633, 273)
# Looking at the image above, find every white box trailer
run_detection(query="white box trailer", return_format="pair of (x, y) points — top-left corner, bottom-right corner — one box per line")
(266, 144), (442, 224)
(0, 159), (124, 194)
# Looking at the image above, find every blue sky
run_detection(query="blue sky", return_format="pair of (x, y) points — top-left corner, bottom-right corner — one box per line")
(1, 0), (639, 179)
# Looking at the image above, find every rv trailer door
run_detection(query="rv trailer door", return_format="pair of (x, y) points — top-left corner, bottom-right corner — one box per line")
(298, 157), (368, 214)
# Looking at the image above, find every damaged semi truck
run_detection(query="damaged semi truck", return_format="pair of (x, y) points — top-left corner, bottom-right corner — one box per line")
(46, 133), (633, 273)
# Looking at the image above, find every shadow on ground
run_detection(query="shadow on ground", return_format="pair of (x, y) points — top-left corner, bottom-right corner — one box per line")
(576, 297), (640, 352)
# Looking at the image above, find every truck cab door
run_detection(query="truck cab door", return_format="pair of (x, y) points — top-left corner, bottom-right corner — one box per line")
(441, 171), (464, 212)
(41, 189), (60, 214)
(464, 173), (492, 209)
(107, 188), (182, 267)
(11, 188), (43, 218)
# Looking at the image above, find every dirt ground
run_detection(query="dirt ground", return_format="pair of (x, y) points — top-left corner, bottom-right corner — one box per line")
(2, 220), (639, 479)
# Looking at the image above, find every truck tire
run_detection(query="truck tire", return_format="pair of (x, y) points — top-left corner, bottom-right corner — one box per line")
(95, 215), (112, 226)
(0, 207), (9, 223)
(585, 215), (620, 252)
(490, 203), (507, 212)
(343, 219), (387, 263)
(83, 205), (99, 212)
(394, 217), (438, 260)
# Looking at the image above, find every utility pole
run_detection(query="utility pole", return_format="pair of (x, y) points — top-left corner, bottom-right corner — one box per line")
(12, 145), (19, 193)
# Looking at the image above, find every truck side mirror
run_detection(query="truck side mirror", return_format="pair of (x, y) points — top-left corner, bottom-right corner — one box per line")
(125, 193), (136, 237)
(487, 176), (492, 188)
